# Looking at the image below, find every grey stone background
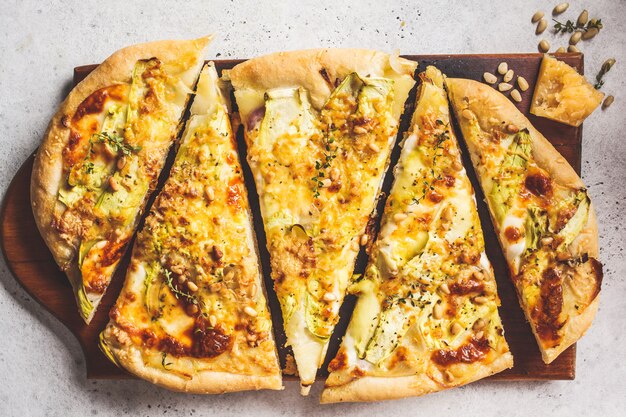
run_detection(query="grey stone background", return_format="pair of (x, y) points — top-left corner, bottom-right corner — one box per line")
(1, 1), (624, 415)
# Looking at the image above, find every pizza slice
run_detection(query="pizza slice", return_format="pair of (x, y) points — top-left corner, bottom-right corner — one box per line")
(31, 37), (210, 323)
(446, 76), (602, 363)
(99, 63), (282, 393)
(228, 49), (417, 393)
(321, 67), (513, 403)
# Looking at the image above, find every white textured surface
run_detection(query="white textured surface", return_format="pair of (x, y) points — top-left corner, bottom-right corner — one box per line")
(1, 1), (625, 416)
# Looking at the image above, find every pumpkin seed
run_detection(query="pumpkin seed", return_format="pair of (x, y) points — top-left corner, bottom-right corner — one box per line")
(536, 18), (548, 34)
(556, 46), (567, 53)
(602, 95), (614, 110)
(511, 89), (522, 103)
(553, 3), (569, 15)
(497, 62), (508, 75)
(532, 11), (545, 23)
(570, 31), (582, 45)
(601, 58), (616, 73)
(483, 72), (498, 84)
(517, 76), (529, 91)
(538, 39), (550, 52)
(577, 9), (589, 26)
(504, 69), (514, 83)
(498, 82), (513, 92)
(568, 45), (580, 53)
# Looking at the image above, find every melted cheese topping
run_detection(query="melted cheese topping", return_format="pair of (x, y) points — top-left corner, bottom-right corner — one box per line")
(241, 73), (412, 384)
(327, 67), (511, 387)
(54, 56), (203, 319)
(104, 65), (280, 379)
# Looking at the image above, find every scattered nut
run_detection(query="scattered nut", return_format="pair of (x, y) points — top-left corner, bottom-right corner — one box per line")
(244, 306), (258, 317)
(393, 212), (408, 222)
(498, 82), (513, 92)
(483, 72), (498, 84)
(602, 95), (614, 110)
(541, 236), (555, 246)
(433, 303), (444, 319)
(209, 282), (223, 293)
(187, 281), (199, 292)
(497, 62), (508, 75)
(320, 178), (332, 188)
(360, 234), (369, 246)
(582, 28), (599, 40)
(511, 89), (522, 103)
(461, 109), (473, 120)
(601, 58), (616, 74)
(450, 322), (463, 335)
(570, 31), (582, 45)
(473, 296), (488, 305)
(532, 11), (545, 23)
(186, 304), (199, 315)
(329, 167), (340, 181)
(503, 69), (514, 83)
(553, 3), (569, 15)
(368, 142), (380, 153)
(506, 124), (520, 133)
(473, 318), (486, 331)
(568, 45), (580, 53)
(204, 185), (215, 202)
(556, 46), (567, 53)
(517, 76), (529, 91)
(353, 125), (368, 135)
(177, 274), (187, 284)
(539, 39), (550, 53)
(116, 156), (127, 170)
(475, 331), (485, 340)
(323, 292), (337, 302)
(536, 18), (548, 34)
(577, 9), (589, 26)
(439, 283), (451, 295)
(108, 176), (120, 192)
(208, 314), (217, 327)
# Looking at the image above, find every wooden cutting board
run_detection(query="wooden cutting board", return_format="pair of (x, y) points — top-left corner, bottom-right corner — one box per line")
(1, 53), (585, 381)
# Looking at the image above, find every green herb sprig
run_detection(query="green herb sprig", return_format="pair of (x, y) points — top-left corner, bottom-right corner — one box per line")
(92, 132), (142, 156)
(553, 18), (602, 34)
(311, 137), (338, 198)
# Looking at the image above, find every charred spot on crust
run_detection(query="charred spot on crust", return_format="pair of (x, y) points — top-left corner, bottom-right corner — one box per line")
(431, 337), (491, 366)
(328, 349), (348, 372)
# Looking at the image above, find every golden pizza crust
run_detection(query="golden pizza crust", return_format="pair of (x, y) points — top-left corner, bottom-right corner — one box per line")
(102, 323), (283, 393)
(445, 77), (601, 363)
(30, 36), (211, 322)
(228, 48), (417, 124)
(320, 352), (513, 403)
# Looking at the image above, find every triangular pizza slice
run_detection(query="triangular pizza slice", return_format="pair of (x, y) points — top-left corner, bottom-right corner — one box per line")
(31, 37), (210, 322)
(229, 49), (417, 393)
(446, 75), (602, 363)
(322, 67), (513, 403)
(100, 63), (282, 393)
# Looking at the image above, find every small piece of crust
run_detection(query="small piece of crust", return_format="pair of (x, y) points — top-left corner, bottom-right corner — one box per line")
(30, 37), (211, 322)
(321, 353), (513, 404)
(446, 77), (600, 363)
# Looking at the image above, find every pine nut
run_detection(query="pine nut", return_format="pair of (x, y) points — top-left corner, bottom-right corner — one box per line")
(536, 18), (548, 35)
(553, 3), (569, 15)
(177, 274), (187, 284)
(497, 62), (508, 75)
(368, 142), (380, 153)
(602, 95), (614, 110)
(433, 303), (444, 319)
(204, 186), (215, 202)
(473, 318), (486, 330)
(443, 370), (454, 382)
(582, 28), (599, 40)
(503, 69), (514, 83)
(556, 46), (567, 53)
(320, 178), (332, 188)
(538, 39), (550, 53)
(483, 72), (498, 84)
(186, 304), (199, 315)
(541, 236), (554, 246)
(461, 109), (473, 120)
(475, 331), (485, 340)
(440, 283), (451, 295)
(244, 306), (258, 317)
(209, 314), (217, 327)
(360, 234), (369, 246)
(450, 322), (463, 335)
(601, 58), (616, 73)
(568, 45), (580, 53)
(511, 89), (522, 103)
(187, 281), (198, 292)
(517, 76), (529, 91)
(473, 296), (488, 305)
(393, 212), (408, 222)
(577, 10), (588, 26)
(116, 156), (127, 170)
(323, 292), (337, 302)
(108, 176), (120, 191)
(531, 11), (544, 23)
(498, 82), (513, 92)
(329, 167), (340, 181)
(353, 125), (368, 135)
(506, 124), (519, 133)
(570, 31), (582, 45)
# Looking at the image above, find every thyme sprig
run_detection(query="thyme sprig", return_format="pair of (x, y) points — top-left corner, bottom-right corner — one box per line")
(552, 18), (602, 34)
(163, 269), (197, 304)
(161, 352), (172, 369)
(311, 137), (338, 198)
(91, 132), (142, 156)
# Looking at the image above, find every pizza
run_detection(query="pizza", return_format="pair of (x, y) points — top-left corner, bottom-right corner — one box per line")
(321, 67), (513, 403)
(228, 49), (417, 393)
(99, 63), (283, 393)
(31, 37), (210, 322)
(446, 77), (602, 363)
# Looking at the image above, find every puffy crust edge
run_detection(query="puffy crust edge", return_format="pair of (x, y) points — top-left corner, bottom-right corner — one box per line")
(228, 48), (417, 112)
(445, 77), (601, 362)
(102, 323), (283, 393)
(320, 352), (513, 404)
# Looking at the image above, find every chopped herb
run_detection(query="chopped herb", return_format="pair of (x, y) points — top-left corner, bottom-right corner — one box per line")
(552, 18), (603, 34)
(84, 161), (95, 174)
(92, 132), (142, 156)
(161, 352), (172, 369)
